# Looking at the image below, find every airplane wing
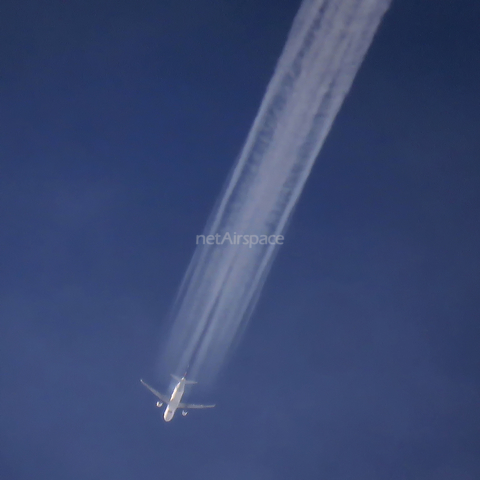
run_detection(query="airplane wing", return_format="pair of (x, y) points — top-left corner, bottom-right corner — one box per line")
(140, 379), (170, 404)
(178, 402), (216, 409)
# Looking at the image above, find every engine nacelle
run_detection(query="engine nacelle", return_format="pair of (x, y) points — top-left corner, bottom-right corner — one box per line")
(156, 401), (163, 408)
(181, 410), (188, 416)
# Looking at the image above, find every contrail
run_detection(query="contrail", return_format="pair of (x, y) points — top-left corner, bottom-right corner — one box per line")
(159, 0), (391, 384)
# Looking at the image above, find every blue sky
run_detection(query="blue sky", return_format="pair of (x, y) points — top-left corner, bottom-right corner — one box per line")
(1, 1), (479, 479)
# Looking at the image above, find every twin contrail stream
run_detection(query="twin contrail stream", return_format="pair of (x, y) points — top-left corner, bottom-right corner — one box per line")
(160, 0), (391, 384)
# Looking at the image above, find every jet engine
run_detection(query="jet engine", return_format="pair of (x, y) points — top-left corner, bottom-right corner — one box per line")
(181, 410), (188, 416)
(156, 401), (163, 408)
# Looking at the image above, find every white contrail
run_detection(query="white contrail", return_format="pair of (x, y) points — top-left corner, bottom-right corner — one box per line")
(159, 0), (391, 384)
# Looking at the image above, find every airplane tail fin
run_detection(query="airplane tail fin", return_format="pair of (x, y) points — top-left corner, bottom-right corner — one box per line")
(171, 373), (197, 385)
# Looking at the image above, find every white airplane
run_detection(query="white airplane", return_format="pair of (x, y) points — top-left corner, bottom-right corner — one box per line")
(140, 375), (215, 422)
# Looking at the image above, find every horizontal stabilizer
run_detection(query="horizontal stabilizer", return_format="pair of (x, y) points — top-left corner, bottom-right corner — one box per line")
(171, 374), (197, 385)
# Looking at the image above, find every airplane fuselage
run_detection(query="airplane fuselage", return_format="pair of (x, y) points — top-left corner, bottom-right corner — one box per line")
(163, 379), (186, 422)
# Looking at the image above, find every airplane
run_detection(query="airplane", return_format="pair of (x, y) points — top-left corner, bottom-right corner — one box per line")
(140, 375), (215, 422)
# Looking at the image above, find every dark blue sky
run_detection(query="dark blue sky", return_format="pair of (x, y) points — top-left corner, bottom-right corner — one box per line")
(1, 0), (479, 478)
